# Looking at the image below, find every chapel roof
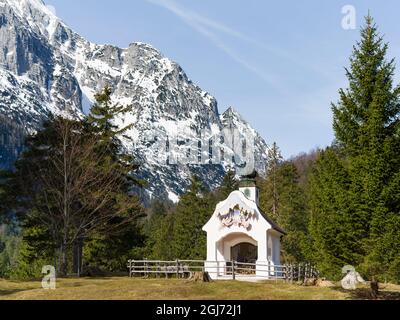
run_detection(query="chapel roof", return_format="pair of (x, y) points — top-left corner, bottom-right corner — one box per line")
(257, 207), (286, 235)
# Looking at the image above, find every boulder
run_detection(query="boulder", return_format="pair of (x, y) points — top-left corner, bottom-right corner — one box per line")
(303, 278), (317, 286)
(316, 279), (336, 287)
(341, 271), (365, 290)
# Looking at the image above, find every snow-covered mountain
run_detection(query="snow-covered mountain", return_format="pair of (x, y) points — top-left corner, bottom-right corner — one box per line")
(0, 0), (270, 201)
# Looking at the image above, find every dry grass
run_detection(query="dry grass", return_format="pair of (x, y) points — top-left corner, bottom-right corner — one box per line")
(0, 277), (399, 300)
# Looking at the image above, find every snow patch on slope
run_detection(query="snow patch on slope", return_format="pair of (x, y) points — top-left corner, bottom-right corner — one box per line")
(0, 0), (272, 199)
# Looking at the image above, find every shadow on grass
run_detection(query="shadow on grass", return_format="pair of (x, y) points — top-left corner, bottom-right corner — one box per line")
(0, 288), (31, 297)
(333, 287), (400, 300)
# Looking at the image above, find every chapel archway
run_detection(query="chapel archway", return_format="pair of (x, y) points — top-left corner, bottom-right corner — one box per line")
(216, 233), (258, 262)
(231, 242), (258, 263)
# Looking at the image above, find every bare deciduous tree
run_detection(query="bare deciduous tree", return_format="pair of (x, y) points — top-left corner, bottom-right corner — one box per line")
(5, 117), (143, 276)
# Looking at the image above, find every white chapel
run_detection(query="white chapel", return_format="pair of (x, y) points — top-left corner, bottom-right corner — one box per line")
(202, 172), (285, 279)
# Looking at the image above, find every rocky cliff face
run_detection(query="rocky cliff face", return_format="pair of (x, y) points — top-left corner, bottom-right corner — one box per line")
(0, 0), (270, 201)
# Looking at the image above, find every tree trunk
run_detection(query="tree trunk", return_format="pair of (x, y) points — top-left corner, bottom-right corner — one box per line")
(59, 241), (68, 276)
(73, 239), (83, 277)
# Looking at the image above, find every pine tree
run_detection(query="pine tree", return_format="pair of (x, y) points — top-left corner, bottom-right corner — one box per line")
(78, 87), (145, 274)
(266, 142), (283, 218)
(311, 15), (400, 280)
(171, 176), (211, 259)
(307, 148), (357, 278)
(86, 86), (142, 187)
(260, 159), (308, 263)
(87, 86), (133, 151)
(148, 213), (175, 260)
(147, 174), (231, 261)
(218, 169), (239, 199)
(0, 88), (145, 276)
(143, 200), (174, 260)
(332, 16), (400, 157)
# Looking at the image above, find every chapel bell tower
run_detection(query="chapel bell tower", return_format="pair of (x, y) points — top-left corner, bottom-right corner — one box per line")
(238, 170), (259, 205)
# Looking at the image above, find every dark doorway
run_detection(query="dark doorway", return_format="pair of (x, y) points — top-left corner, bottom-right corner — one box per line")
(231, 242), (258, 263)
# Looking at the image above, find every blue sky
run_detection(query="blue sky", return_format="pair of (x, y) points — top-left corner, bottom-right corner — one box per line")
(46, 0), (400, 158)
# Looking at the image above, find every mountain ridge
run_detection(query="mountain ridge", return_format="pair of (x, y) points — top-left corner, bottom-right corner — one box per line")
(0, 0), (271, 202)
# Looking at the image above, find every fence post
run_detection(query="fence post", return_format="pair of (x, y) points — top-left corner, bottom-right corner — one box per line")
(305, 263), (308, 282)
(297, 264), (301, 282)
(283, 264), (287, 282)
(291, 264), (293, 284)
(304, 263), (308, 284)
(128, 260), (132, 277)
(310, 264), (314, 279)
(176, 259), (179, 279)
(232, 260), (236, 280)
(268, 260), (271, 279)
(284, 265), (288, 282)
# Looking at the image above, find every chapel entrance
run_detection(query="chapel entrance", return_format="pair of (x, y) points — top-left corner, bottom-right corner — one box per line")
(231, 242), (258, 263)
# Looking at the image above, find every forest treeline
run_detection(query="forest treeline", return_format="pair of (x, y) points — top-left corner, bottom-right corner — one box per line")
(0, 16), (399, 282)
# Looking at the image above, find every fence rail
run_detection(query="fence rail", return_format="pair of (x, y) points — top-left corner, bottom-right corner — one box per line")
(127, 259), (318, 282)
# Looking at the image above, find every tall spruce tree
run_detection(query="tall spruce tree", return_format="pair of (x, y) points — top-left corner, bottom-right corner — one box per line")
(310, 15), (400, 280)
(308, 148), (355, 278)
(86, 86), (142, 187)
(170, 176), (211, 259)
(260, 159), (308, 263)
(265, 142), (284, 218)
(143, 200), (174, 260)
(218, 169), (239, 199)
(146, 213), (176, 260)
(80, 87), (145, 274)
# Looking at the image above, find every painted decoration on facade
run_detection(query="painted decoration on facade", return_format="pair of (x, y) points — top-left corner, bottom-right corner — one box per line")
(217, 205), (256, 230)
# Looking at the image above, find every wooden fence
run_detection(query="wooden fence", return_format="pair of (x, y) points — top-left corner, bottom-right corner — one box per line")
(127, 259), (318, 282)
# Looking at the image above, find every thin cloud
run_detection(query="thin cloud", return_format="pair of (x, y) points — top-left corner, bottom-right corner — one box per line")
(146, 0), (332, 87)
(146, 0), (287, 91)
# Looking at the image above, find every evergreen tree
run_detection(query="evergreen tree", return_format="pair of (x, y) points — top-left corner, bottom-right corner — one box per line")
(260, 159), (308, 263)
(143, 200), (175, 260)
(171, 176), (211, 259)
(0, 88), (145, 277)
(332, 16), (400, 279)
(146, 174), (235, 261)
(147, 213), (176, 260)
(217, 169), (239, 199)
(310, 16), (400, 281)
(265, 142), (284, 218)
(307, 148), (357, 279)
(0, 224), (22, 278)
(87, 86), (133, 150)
(86, 86), (142, 187)
(78, 87), (146, 274)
